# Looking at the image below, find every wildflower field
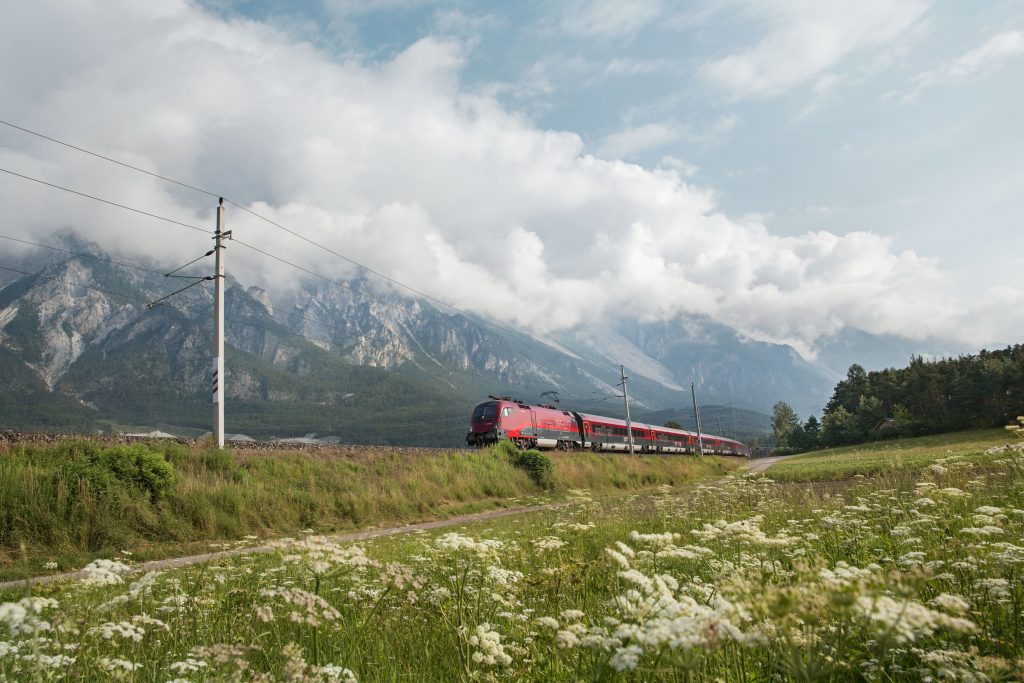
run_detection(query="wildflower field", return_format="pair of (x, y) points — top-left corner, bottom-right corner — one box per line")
(0, 438), (734, 580)
(2, 431), (1024, 681)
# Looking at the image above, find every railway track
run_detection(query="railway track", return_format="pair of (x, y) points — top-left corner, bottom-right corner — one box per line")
(0, 430), (474, 455)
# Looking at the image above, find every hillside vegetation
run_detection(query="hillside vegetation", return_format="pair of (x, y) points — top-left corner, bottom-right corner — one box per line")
(776, 346), (1024, 453)
(2, 424), (1021, 680)
(0, 438), (738, 580)
(769, 428), (1012, 481)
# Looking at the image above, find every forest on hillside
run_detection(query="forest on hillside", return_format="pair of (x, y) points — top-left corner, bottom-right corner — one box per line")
(772, 344), (1024, 452)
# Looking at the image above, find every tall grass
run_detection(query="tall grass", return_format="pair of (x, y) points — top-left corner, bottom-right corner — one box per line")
(769, 428), (1010, 481)
(0, 439), (737, 578)
(1, 432), (1020, 681)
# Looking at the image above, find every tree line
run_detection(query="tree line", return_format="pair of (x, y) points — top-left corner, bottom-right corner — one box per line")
(772, 344), (1024, 452)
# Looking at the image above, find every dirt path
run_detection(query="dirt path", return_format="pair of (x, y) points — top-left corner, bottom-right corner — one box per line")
(746, 455), (792, 474)
(0, 502), (565, 592)
(3, 459), (782, 592)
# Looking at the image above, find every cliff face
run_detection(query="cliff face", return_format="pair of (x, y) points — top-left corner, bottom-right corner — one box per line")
(0, 238), (835, 438)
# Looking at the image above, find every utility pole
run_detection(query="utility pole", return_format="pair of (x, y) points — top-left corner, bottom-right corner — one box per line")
(620, 365), (635, 454)
(213, 198), (226, 448)
(691, 382), (704, 456)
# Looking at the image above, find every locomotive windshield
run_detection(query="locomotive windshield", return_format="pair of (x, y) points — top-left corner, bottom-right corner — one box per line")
(472, 402), (498, 422)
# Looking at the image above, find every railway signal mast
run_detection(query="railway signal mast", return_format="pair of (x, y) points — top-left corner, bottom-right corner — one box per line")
(145, 198), (229, 448)
(213, 198), (227, 448)
(620, 365), (635, 454)
(691, 382), (705, 456)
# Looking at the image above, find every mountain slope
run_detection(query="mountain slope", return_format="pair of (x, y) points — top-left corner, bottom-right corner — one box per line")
(0, 236), (847, 442)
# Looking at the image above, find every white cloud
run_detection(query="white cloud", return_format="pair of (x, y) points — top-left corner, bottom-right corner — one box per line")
(700, 0), (929, 98)
(603, 57), (679, 77)
(595, 123), (684, 159)
(658, 156), (698, 178)
(559, 0), (664, 38)
(0, 0), (1019, 355)
(904, 30), (1024, 102)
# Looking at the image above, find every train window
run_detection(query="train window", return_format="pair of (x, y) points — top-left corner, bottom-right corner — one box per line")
(473, 403), (498, 422)
(501, 407), (512, 417)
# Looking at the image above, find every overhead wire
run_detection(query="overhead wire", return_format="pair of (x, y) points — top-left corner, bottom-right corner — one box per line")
(0, 262), (340, 351)
(0, 264), (144, 303)
(0, 167), (211, 235)
(230, 238), (407, 315)
(0, 234), (170, 276)
(0, 119), (541, 345)
(164, 250), (215, 277)
(2, 119), (735, 429)
(0, 119), (220, 199)
(147, 276), (213, 309)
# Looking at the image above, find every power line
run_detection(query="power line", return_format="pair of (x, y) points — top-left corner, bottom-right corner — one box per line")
(0, 119), (539, 345)
(0, 234), (168, 276)
(231, 238), (406, 315)
(0, 235), (345, 344)
(0, 264), (144, 302)
(226, 200), (466, 317)
(0, 119), (220, 199)
(147, 276), (213, 309)
(165, 250), (215, 278)
(0, 167), (210, 235)
(0, 262), (334, 350)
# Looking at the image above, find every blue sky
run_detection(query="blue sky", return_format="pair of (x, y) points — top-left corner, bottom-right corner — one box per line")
(2, 0), (1022, 355)
(217, 0), (1024, 290)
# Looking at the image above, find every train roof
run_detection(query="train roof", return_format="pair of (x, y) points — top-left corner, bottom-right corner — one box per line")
(478, 400), (745, 447)
(577, 413), (744, 445)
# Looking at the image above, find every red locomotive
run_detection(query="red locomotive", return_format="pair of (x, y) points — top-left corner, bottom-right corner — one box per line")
(466, 396), (749, 456)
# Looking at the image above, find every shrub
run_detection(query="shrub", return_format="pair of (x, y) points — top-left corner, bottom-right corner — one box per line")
(487, 440), (554, 489)
(512, 449), (554, 490)
(58, 443), (176, 502)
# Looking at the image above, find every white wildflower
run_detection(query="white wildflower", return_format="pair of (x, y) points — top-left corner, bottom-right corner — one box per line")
(81, 559), (132, 586)
(532, 536), (566, 552)
(467, 623), (512, 666)
(92, 621), (145, 642)
(856, 595), (976, 643)
(556, 629), (581, 648)
(99, 657), (143, 672)
(609, 644), (644, 671)
(170, 658), (208, 674)
(435, 533), (504, 557)
(930, 593), (971, 615)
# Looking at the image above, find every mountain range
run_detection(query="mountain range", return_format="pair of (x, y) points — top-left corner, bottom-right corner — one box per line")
(0, 234), (958, 445)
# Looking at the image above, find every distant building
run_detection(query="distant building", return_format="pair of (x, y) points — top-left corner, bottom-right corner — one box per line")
(873, 418), (901, 434)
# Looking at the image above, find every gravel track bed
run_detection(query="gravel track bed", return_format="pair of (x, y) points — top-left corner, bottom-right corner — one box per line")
(0, 430), (473, 456)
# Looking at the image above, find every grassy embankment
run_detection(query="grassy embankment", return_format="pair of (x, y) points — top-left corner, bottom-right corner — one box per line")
(0, 438), (739, 580)
(768, 427), (1012, 481)
(2, 428), (1021, 681)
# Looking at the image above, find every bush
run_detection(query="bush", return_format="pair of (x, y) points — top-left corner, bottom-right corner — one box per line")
(58, 443), (176, 502)
(512, 449), (554, 490)
(488, 440), (554, 489)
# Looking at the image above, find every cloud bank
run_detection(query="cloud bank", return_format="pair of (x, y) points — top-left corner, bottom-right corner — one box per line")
(701, 0), (929, 98)
(0, 0), (1019, 357)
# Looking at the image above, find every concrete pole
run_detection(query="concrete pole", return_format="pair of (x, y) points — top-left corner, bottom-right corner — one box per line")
(213, 198), (225, 448)
(621, 365), (635, 454)
(692, 382), (704, 456)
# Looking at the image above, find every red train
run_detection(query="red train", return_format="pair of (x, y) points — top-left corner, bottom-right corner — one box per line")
(466, 396), (749, 456)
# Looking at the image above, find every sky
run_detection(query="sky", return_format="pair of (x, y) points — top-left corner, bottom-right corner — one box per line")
(0, 0), (1022, 359)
